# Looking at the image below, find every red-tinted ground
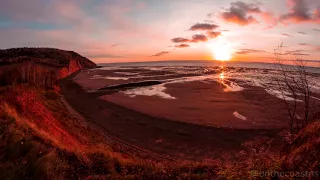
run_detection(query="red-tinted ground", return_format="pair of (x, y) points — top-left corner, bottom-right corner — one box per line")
(102, 80), (287, 129)
(65, 70), (284, 160)
(74, 68), (288, 129)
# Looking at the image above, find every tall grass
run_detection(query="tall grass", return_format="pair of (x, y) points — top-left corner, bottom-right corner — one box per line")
(0, 85), (221, 179)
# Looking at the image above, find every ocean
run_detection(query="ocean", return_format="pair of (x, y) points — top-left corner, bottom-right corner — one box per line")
(99, 60), (320, 74)
(82, 60), (320, 128)
(91, 60), (320, 101)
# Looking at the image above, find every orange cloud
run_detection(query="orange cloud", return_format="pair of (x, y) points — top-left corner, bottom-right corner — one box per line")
(221, 14), (257, 25)
(280, 0), (320, 24)
(175, 44), (190, 48)
(189, 23), (219, 31)
(221, 1), (260, 25)
(206, 31), (221, 38)
(151, 51), (170, 57)
(171, 37), (190, 43)
(171, 34), (211, 44)
(236, 48), (267, 55)
(190, 34), (208, 42)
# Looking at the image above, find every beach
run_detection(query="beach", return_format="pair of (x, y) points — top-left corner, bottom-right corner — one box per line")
(73, 63), (320, 129)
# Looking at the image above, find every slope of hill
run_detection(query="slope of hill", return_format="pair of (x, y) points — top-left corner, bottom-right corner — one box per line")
(0, 48), (96, 88)
(0, 47), (96, 69)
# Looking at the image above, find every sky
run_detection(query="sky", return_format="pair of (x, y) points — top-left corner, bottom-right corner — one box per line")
(0, 0), (320, 63)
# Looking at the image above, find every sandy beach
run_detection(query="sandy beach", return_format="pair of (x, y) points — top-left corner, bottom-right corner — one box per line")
(61, 70), (288, 160)
(72, 65), (320, 129)
(64, 65), (320, 160)
(102, 80), (287, 129)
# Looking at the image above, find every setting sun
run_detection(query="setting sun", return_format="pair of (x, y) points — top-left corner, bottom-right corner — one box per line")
(213, 44), (232, 61)
(208, 38), (233, 61)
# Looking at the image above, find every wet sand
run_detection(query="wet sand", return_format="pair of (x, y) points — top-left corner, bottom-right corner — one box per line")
(62, 70), (281, 160)
(73, 67), (220, 90)
(102, 80), (287, 129)
(65, 66), (320, 160)
(74, 68), (289, 129)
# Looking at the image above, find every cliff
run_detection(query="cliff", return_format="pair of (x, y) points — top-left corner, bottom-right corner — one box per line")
(0, 47), (96, 87)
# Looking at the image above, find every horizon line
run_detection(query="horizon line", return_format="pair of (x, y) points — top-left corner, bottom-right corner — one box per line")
(98, 59), (320, 65)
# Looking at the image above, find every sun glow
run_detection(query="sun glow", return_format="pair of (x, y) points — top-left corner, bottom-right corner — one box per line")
(209, 39), (233, 61)
(213, 44), (232, 61)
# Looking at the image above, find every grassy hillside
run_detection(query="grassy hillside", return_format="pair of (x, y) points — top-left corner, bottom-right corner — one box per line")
(0, 85), (318, 179)
(0, 85), (219, 179)
(0, 48), (96, 68)
(0, 48), (96, 88)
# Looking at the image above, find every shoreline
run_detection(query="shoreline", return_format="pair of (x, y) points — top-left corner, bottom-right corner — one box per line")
(61, 70), (282, 160)
(98, 60), (320, 69)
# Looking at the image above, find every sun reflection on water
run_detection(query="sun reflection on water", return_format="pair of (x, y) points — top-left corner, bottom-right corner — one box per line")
(219, 62), (225, 80)
(220, 72), (224, 80)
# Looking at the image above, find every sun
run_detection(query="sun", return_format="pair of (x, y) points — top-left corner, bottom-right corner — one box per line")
(213, 44), (232, 61)
(208, 39), (233, 61)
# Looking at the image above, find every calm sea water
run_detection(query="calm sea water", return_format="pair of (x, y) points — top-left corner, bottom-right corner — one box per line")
(99, 60), (320, 74)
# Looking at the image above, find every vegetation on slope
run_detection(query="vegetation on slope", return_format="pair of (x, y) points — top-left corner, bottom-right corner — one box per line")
(0, 48), (96, 68)
(0, 48), (96, 88)
(0, 85), (318, 179)
(0, 85), (219, 179)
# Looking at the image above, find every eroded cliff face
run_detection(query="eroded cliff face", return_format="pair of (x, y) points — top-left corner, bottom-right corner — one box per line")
(58, 59), (96, 79)
(0, 48), (97, 87)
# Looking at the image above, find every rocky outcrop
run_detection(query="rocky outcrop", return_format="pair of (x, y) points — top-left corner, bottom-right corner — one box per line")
(58, 59), (96, 79)
(0, 47), (97, 87)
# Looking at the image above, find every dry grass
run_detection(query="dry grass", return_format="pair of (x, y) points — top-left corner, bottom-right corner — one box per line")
(0, 85), (131, 179)
(217, 137), (281, 179)
(216, 123), (320, 179)
(0, 85), (319, 179)
(0, 85), (221, 179)
(281, 121), (320, 171)
(1, 89), (85, 154)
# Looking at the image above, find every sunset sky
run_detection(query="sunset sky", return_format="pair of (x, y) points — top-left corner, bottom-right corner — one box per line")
(0, 0), (320, 63)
